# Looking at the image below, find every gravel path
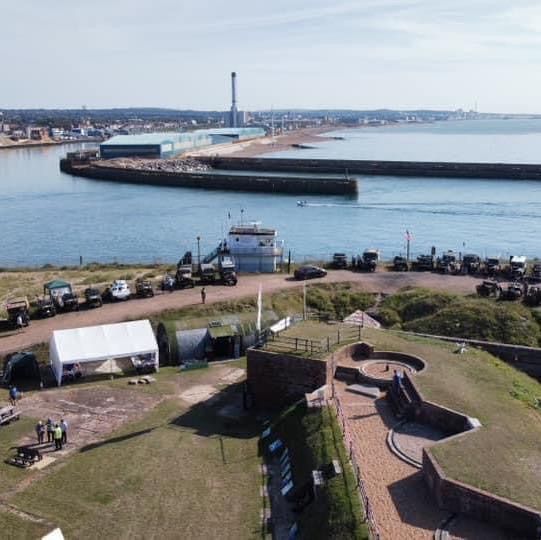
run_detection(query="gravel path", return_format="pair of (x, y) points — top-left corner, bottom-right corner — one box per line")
(0, 270), (479, 355)
(336, 380), (448, 539)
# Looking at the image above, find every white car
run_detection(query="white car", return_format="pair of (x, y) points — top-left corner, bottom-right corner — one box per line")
(108, 280), (131, 301)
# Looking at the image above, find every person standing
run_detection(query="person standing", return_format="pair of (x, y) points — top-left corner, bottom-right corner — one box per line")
(201, 287), (206, 304)
(46, 418), (54, 443)
(8, 385), (18, 406)
(60, 418), (68, 445)
(53, 423), (63, 450)
(35, 421), (45, 444)
(16, 312), (23, 331)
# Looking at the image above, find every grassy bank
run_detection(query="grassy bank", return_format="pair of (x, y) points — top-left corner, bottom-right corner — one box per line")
(269, 401), (367, 540)
(378, 287), (541, 346)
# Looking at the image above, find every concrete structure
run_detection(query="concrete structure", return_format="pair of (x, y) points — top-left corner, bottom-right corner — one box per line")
(225, 71), (246, 128)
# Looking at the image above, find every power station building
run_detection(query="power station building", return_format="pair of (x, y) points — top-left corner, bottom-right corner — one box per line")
(99, 128), (264, 159)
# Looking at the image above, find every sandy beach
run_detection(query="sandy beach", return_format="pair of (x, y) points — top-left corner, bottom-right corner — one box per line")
(186, 126), (338, 158)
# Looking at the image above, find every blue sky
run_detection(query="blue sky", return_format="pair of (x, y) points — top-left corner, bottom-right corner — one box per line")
(3, 1), (541, 112)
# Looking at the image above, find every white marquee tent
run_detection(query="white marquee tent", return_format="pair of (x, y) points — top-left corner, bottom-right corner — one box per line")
(49, 319), (159, 386)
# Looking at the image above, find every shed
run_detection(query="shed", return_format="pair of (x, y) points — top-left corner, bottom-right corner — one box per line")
(49, 320), (158, 386)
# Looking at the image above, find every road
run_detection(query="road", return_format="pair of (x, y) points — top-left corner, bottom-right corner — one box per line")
(0, 270), (480, 355)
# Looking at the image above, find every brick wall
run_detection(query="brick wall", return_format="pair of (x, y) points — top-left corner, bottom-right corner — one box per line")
(423, 449), (541, 538)
(246, 348), (331, 409)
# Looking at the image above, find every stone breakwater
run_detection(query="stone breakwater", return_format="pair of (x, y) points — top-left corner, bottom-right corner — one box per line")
(199, 156), (541, 180)
(59, 157), (358, 195)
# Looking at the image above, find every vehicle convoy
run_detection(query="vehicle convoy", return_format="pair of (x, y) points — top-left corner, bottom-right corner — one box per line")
(461, 253), (481, 274)
(294, 265), (327, 280)
(5, 297), (30, 328)
(476, 280), (501, 297)
(358, 249), (379, 272)
(332, 253), (348, 269)
(103, 280), (131, 302)
(509, 256), (527, 280)
(414, 254), (435, 272)
(44, 280), (79, 313)
(135, 278), (154, 298)
(436, 251), (460, 274)
(84, 287), (103, 308)
(484, 257), (501, 277)
(392, 256), (409, 271)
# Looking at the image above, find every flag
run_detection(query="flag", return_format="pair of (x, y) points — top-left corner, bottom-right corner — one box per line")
(256, 284), (262, 332)
(228, 211), (231, 220)
(405, 230), (412, 242)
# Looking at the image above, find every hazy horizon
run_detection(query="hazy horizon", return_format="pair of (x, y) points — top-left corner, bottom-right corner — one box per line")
(3, 1), (541, 113)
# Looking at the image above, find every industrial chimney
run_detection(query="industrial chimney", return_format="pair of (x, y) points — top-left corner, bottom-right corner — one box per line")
(230, 72), (238, 128)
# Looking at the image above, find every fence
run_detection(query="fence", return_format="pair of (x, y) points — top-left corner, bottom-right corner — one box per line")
(330, 372), (380, 540)
(263, 323), (363, 355)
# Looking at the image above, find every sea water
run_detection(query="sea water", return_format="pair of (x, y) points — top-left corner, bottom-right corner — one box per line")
(1, 119), (541, 267)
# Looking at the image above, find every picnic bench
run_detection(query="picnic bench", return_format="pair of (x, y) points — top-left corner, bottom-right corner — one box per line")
(0, 405), (20, 426)
(6, 446), (42, 468)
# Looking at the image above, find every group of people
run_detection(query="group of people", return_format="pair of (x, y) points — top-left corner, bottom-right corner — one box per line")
(35, 418), (69, 450)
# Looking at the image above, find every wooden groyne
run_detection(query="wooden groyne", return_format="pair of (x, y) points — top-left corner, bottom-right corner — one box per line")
(198, 156), (541, 180)
(59, 159), (358, 195)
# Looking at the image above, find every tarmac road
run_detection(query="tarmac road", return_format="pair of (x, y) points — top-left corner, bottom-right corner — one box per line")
(0, 270), (480, 355)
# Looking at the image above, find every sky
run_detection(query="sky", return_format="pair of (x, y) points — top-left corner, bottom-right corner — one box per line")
(2, 0), (541, 113)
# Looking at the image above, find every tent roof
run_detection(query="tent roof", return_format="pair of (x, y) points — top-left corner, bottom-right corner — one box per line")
(208, 325), (237, 339)
(44, 280), (71, 290)
(51, 320), (157, 365)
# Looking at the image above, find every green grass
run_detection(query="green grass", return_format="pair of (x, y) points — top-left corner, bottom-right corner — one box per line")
(270, 401), (368, 540)
(10, 385), (263, 539)
(378, 287), (541, 346)
(362, 328), (541, 510)
(0, 510), (50, 539)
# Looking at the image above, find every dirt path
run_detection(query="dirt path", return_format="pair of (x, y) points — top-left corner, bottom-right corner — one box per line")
(0, 270), (479, 355)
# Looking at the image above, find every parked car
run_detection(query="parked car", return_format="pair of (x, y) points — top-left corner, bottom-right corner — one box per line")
(294, 265), (327, 280)
(104, 280), (131, 302)
(36, 297), (56, 318)
(135, 278), (154, 298)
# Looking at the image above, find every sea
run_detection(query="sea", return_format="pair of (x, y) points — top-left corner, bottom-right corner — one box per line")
(1, 118), (541, 267)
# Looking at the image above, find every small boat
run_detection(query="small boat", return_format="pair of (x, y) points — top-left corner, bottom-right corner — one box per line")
(297, 200), (308, 207)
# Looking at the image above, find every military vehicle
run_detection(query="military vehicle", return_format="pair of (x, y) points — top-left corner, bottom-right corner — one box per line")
(436, 251), (460, 274)
(5, 298), (30, 328)
(175, 264), (195, 289)
(476, 280), (501, 297)
(135, 278), (154, 298)
(461, 254), (481, 274)
(392, 256), (408, 271)
(413, 254), (435, 272)
(84, 287), (103, 308)
(509, 256), (527, 281)
(36, 297), (56, 318)
(358, 249), (379, 272)
(332, 253), (348, 269)
(43, 280), (79, 312)
(500, 282), (524, 301)
(531, 263), (541, 282)
(103, 280), (131, 302)
(484, 257), (501, 277)
(525, 286), (541, 306)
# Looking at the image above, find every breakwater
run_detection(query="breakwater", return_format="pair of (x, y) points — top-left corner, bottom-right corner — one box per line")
(59, 158), (357, 195)
(199, 156), (541, 180)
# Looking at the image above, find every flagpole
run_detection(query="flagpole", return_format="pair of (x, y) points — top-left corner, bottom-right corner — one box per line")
(406, 230), (411, 263)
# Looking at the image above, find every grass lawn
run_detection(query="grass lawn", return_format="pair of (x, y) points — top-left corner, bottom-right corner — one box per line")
(362, 328), (541, 511)
(0, 510), (50, 539)
(1, 366), (264, 540)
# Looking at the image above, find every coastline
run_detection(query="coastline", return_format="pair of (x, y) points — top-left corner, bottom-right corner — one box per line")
(0, 137), (102, 150)
(186, 126), (340, 158)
